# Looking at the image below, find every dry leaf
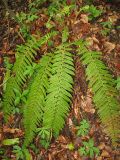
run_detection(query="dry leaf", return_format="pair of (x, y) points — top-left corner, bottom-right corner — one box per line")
(92, 36), (99, 44)
(98, 142), (106, 150)
(3, 127), (16, 134)
(80, 14), (89, 24)
(104, 42), (115, 53)
(101, 150), (110, 157)
(57, 135), (67, 143)
(97, 156), (103, 160)
(3, 126), (21, 134)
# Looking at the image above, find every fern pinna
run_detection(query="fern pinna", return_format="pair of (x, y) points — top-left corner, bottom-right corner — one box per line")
(43, 44), (75, 137)
(23, 54), (53, 147)
(3, 31), (56, 120)
(76, 40), (120, 145)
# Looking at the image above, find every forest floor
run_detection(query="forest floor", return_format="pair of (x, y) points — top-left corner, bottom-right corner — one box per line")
(0, 0), (120, 160)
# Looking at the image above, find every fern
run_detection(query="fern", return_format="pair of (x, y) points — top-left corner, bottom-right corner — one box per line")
(23, 54), (53, 147)
(3, 31), (57, 120)
(43, 44), (75, 136)
(76, 40), (120, 145)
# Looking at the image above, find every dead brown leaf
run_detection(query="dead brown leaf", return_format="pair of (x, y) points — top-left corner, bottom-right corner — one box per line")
(101, 150), (110, 157)
(98, 142), (106, 150)
(3, 126), (16, 134)
(57, 135), (68, 144)
(104, 42), (115, 53)
(80, 14), (89, 24)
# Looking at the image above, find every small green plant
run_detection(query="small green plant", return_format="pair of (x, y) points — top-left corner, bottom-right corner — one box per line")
(16, 12), (38, 38)
(101, 21), (113, 36)
(19, 25), (30, 38)
(29, 144), (39, 154)
(36, 127), (51, 140)
(16, 12), (38, 24)
(28, 0), (47, 9)
(13, 146), (24, 160)
(76, 119), (90, 136)
(16, 12), (27, 23)
(45, 20), (54, 29)
(47, 2), (74, 22)
(78, 139), (99, 158)
(0, 148), (5, 155)
(15, 8), (38, 38)
(67, 143), (74, 151)
(36, 127), (51, 149)
(13, 146), (32, 160)
(101, 21), (113, 29)
(80, 5), (102, 20)
(47, 2), (60, 17)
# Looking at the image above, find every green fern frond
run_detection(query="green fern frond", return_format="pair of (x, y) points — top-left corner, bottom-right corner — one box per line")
(76, 41), (120, 145)
(43, 44), (75, 136)
(3, 31), (57, 120)
(23, 54), (53, 147)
